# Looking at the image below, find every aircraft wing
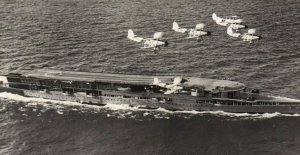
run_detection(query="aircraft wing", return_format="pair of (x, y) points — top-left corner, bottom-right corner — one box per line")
(128, 36), (144, 42)
(164, 89), (177, 94)
(141, 46), (154, 49)
(215, 19), (228, 26)
(229, 24), (246, 29)
(173, 28), (188, 33)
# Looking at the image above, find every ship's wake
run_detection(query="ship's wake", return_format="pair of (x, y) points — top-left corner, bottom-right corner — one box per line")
(0, 92), (299, 120)
(272, 96), (300, 102)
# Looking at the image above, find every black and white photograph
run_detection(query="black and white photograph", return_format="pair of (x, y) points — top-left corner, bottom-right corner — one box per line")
(0, 0), (300, 154)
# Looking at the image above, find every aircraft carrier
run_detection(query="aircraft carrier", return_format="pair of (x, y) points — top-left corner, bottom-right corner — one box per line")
(1, 69), (300, 114)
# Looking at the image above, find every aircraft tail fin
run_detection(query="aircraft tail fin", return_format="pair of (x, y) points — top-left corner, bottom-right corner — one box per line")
(173, 76), (182, 85)
(153, 77), (161, 85)
(172, 22), (187, 33)
(128, 29), (135, 38)
(172, 21), (180, 30)
(212, 13), (218, 21)
(127, 29), (144, 42)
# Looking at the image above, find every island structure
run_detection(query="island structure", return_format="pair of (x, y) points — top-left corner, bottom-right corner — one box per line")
(1, 69), (300, 114)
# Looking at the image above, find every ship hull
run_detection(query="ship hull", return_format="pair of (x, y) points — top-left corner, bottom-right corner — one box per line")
(1, 87), (300, 114)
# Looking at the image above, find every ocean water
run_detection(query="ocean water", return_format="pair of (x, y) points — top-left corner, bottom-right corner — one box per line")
(0, 0), (300, 154)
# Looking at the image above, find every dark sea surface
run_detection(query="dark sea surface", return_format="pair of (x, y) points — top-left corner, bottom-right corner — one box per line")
(0, 0), (300, 154)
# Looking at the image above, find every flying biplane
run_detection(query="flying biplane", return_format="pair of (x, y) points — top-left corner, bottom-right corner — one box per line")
(172, 21), (211, 41)
(127, 29), (168, 51)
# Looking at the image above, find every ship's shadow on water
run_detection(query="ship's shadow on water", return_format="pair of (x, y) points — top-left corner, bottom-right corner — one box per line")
(1, 99), (300, 155)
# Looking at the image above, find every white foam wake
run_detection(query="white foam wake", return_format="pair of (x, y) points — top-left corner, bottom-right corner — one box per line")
(0, 92), (103, 113)
(172, 110), (298, 119)
(0, 92), (299, 119)
(272, 96), (300, 102)
(0, 92), (78, 105)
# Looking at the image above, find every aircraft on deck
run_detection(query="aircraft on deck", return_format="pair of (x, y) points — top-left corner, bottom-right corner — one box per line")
(172, 22), (211, 41)
(241, 29), (262, 43)
(153, 77), (183, 94)
(127, 29), (168, 51)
